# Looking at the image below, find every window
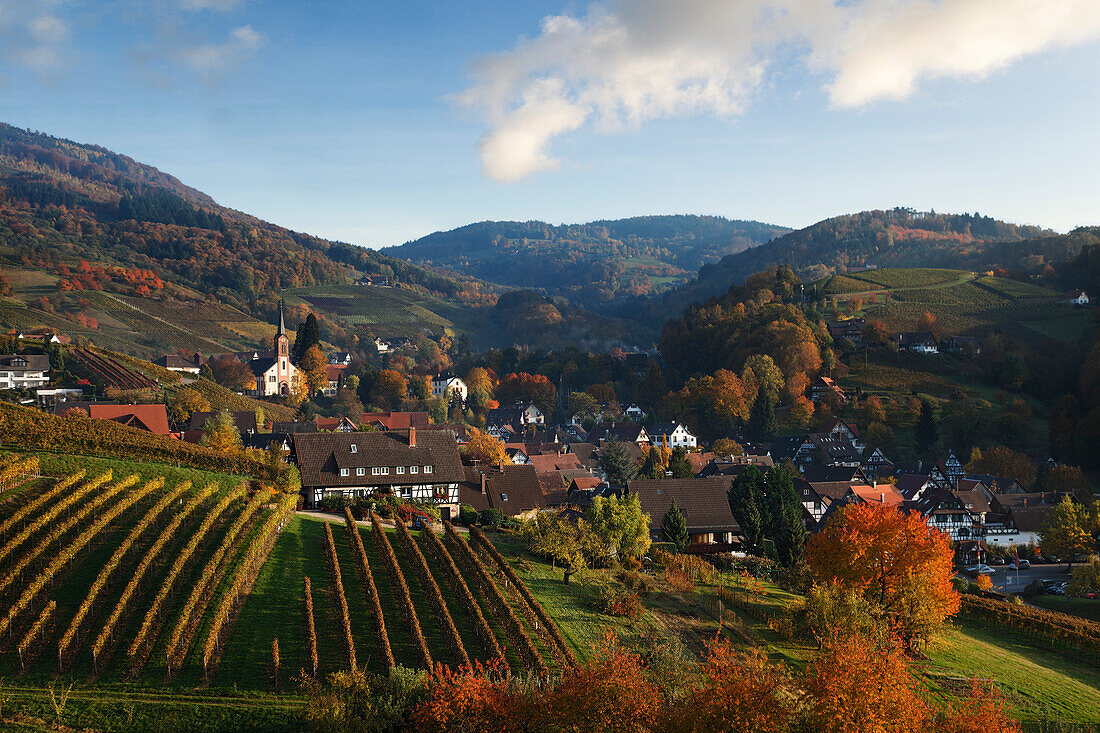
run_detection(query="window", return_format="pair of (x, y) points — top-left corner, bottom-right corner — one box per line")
(410, 466), (419, 474)
(372, 467), (381, 475)
(340, 468), (349, 477)
(350, 444), (357, 453)
(356, 468), (365, 476)
(268, 375), (276, 382)
(501, 493), (509, 501)
(423, 465), (433, 474)
(396, 466), (405, 474)
(380, 467), (390, 475)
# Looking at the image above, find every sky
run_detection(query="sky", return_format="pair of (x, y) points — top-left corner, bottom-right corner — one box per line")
(3, 0), (1100, 247)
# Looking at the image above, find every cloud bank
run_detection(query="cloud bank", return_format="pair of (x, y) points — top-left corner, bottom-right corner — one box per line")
(461, 0), (1100, 182)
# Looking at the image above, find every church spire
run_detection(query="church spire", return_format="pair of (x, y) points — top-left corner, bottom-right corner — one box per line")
(276, 299), (286, 337)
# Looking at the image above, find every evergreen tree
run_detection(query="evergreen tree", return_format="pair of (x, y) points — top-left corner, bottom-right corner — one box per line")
(668, 447), (693, 478)
(662, 499), (689, 553)
(640, 447), (665, 479)
(728, 467), (765, 554)
(599, 438), (638, 485)
(763, 466), (806, 567)
(292, 313), (321, 362)
(749, 394), (778, 443)
(914, 399), (938, 457)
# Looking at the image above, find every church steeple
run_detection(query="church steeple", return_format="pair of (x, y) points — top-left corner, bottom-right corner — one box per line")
(276, 299), (287, 338)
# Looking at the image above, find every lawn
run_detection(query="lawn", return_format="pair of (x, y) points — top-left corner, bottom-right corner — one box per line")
(925, 620), (1100, 723)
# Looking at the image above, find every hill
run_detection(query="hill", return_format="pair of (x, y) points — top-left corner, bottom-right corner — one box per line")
(637, 209), (1084, 325)
(383, 216), (790, 309)
(0, 122), (645, 352)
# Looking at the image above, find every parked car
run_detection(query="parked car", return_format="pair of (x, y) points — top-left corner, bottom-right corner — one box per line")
(966, 564), (995, 576)
(989, 556), (1006, 565)
(1051, 582), (1070, 595)
(1015, 559), (1031, 569)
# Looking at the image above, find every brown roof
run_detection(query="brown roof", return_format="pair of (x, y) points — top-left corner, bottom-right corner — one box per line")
(626, 478), (739, 535)
(457, 465), (544, 515)
(688, 452), (715, 476)
(568, 443), (601, 469)
(293, 430), (463, 489)
(88, 404), (171, 435)
(361, 411), (431, 430)
(805, 480), (859, 502)
(0, 354), (50, 371)
(528, 452), (584, 475)
(1008, 505), (1055, 532)
(953, 490), (992, 514)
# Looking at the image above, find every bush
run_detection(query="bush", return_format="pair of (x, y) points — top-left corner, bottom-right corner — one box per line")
(648, 542), (676, 557)
(653, 549), (718, 585)
(591, 583), (644, 619)
(458, 504), (478, 526)
(479, 508), (504, 529)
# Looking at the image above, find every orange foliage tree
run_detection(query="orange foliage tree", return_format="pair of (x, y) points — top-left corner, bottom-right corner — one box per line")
(666, 640), (792, 733)
(462, 428), (511, 467)
(803, 635), (932, 733)
(807, 503), (959, 647)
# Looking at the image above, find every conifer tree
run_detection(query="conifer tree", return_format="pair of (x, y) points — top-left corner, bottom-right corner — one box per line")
(662, 499), (689, 552)
(749, 395), (778, 443)
(914, 399), (938, 457)
(668, 447), (693, 478)
(600, 438), (638, 485)
(729, 467), (765, 554)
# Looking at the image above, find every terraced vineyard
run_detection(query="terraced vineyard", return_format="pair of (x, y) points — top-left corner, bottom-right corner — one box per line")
(0, 462), (566, 697)
(282, 284), (482, 339)
(820, 267), (1089, 342)
(0, 462), (297, 685)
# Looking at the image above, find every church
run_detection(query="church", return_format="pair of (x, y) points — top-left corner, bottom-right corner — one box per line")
(246, 301), (299, 397)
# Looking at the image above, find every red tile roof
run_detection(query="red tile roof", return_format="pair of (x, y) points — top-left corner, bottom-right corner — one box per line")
(88, 404), (171, 435)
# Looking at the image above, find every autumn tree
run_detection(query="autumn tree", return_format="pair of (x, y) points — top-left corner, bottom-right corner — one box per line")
(208, 355), (255, 391)
(200, 410), (242, 454)
(807, 503), (959, 647)
(169, 387), (210, 424)
(661, 499), (689, 553)
(916, 310), (939, 338)
(1040, 464), (1093, 502)
(371, 369), (408, 409)
(299, 345), (329, 396)
(639, 445), (668, 479)
(710, 438), (744, 457)
(742, 354), (784, 406)
(568, 391), (599, 420)
(803, 635), (932, 733)
(587, 493), (651, 560)
(1039, 496), (1099, 571)
(666, 641), (792, 733)
(1069, 555), (1100, 597)
(462, 428), (510, 467)
(465, 366), (494, 413)
(497, 372), (556, 417)
(937, 680), (1022, 733)
(965, 445), (1036, 488)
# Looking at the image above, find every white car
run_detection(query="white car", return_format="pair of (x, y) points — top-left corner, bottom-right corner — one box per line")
(966, 564), (996, 576)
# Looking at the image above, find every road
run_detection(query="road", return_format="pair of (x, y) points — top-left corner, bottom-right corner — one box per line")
(985, 563), (1071, 593)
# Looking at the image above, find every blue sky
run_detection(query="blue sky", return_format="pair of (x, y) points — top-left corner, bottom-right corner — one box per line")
(4, 0), (1100, 247)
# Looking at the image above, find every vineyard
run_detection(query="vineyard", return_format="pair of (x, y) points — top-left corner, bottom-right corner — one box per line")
(210, 513), (575, 689)
(0, 460), (297, 688)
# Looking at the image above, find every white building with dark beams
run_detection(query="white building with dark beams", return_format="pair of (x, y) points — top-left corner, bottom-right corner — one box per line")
(293, 427), (464, 511)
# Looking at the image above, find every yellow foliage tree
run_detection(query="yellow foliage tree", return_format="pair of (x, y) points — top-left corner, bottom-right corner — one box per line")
(462, 428), (510, 466)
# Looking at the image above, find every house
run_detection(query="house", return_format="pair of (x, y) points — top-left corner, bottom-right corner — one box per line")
(646, 422), (698, 449)
(272, 421), (318, 435)
(907, 489), (977, 540)
(420, 423), (472, 444)
(1065, 289), (1090, 306)
(457, 465), (545, 518)
(943, 451), (965, 480)
(187, 410), (258, 437)
(315, 416), (358, 432)
(17, 332), (62, 344)
(943, 336), (982, 356)
(818, 418), (864, 452)
(503, 445), (530, 464)
(374, 338), (391, 354)
(246, 302), (298, 397)
(88, 404), (172, 436)
(891, 332), (938, 354)
(624, 404), (646, 420)
(810, 376), (847, 404)
(328, 352), (353, 365)
(587, 422), (650, 446)
(895, 473), (937, 501)
(486, 403), (544, 431)
(698, 453), (775, 478)
(626, 478), (740, 547)
(35, 387), (84, 407)
(952, 488), (993, 527)
(0, 354), (50, 390)
(154, 353), (206, 374)
(323, 364), (347, 397)
(826, 317), (865, 345)
(794, 434), (863, 468)
(432, 373), (467, 402)
(293, 428), (464, 512)
(356, 275), (391, 287)
(966, 473), (1026, 495)
(242, 432), (291, 453)
(769, 436), (807, 464)
(360, 411), (431, 431)
(861, 447), (894, 479)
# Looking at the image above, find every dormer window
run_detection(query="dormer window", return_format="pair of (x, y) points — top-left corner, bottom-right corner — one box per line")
(340, 468), (349, 477)
(396, 466), (405, 474)
(410, 466), (419, 474)
(501, 493), (509, 501)
(423, 465), (433, 474)
(350, 444), (357, 453)
(356, 468), (365, 476)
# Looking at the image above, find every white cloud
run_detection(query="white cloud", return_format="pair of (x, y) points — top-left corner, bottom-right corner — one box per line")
(177, 0), (243, 10)
(0, 1), (72, 75)
(463, 0), (1100, 181)
(178, 24), (263, 79)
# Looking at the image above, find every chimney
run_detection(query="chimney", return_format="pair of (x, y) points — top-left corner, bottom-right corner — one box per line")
(880, 492), (885, 504)
(499, 461), (505, 473)
(480, 471), (487, 494)
(409, 426), (416, 447)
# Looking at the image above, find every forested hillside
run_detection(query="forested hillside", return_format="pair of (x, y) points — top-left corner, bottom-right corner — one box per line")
(637, 209), (1077, 325)
(384, 216), (789, 309)
(0, 123), (491, 313)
